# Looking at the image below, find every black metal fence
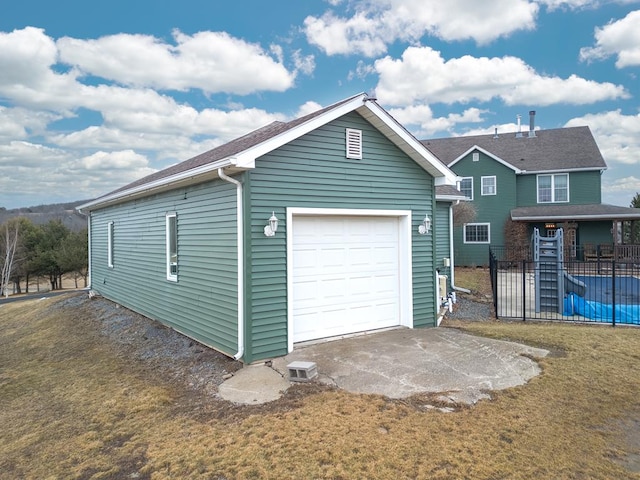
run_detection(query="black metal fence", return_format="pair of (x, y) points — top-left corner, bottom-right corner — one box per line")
(489, 248), (640, 325)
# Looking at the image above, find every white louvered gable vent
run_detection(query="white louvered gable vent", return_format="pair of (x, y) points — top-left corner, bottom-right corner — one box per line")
(345, 128), (362, 159)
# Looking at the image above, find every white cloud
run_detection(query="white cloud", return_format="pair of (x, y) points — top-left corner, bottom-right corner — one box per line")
(304, 0), (538, 56)
(347, 60), (376, 81)
(539, 0), (640, 11)
(579, 10), (640, 68)
(565, 109), (640, 205)
(296, 101), (323, 117)
(292, 50), (316, 75)
(374, 46), (628, 106)
(56, 29), (296, 94)
(80, 150), (152, 171)
(0, 107), (60, 141)
(388, 104), (487, 137)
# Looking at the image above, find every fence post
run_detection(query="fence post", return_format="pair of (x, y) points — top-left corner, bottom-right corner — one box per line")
(522, 259), (526, 322)
(612, 260), (616, 327)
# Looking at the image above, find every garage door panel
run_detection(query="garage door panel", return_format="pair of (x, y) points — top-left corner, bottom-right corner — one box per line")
(292, 215), (402, 343)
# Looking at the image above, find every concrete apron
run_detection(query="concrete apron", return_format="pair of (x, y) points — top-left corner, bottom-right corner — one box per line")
(219, 328), (549, 406)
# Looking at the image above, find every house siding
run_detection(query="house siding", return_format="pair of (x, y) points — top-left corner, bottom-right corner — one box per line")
(244, 111), (436, 362)
(89, 179), (239, 356)
(435, 201), (452, 289)
(516, 170), (602, 206)
(451, 151), (517, 266)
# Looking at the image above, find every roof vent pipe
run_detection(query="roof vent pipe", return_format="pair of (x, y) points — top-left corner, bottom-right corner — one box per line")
(493, 127), (499, 139)
(516, 114), (523, 138)
(529, 110), (536, 138)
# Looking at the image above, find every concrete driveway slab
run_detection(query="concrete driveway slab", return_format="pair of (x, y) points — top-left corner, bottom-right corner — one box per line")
(272, 327), (548, 404)
(218, 364), (290, 405)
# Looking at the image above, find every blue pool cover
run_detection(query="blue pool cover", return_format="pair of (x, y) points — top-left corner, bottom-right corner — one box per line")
(564, 293), (640, 324)
(563, 275), (640, 324)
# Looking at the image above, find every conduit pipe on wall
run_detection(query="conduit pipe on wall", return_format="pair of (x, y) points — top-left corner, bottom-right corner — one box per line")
(218, 168), (244, 361)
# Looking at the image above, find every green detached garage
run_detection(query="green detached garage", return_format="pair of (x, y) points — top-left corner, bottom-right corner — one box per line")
(78, 93), (459, 363)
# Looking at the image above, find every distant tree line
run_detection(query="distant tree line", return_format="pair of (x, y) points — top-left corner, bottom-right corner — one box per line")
(0, 217), (88, 297)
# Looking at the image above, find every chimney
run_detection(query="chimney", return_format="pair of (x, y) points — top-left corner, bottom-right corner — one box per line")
(528, 110), (536, 138)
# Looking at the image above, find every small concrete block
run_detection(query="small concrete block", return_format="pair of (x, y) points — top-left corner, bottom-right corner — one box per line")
(287, 361), (317, 382)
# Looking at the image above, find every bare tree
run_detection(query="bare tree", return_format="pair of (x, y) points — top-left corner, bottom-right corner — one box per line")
(452, 201), (477, 227)
(0, 219), (20, 298)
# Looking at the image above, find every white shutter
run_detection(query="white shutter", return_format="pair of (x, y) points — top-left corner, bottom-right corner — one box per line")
(345, 128), (362, 159)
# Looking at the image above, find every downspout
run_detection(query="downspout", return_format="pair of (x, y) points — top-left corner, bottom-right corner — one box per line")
(87, 213), (92, 289)
(218, 168), (244, 360)
(449, 201), (471, 295)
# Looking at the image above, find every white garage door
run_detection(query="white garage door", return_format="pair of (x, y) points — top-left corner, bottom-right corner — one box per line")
(291, 215), (401, 343)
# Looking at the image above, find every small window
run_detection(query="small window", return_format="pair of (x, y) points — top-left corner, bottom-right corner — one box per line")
(472, 152), (479, 162)
(537, 173), (569, 203)
(166, 212), (178, 281)
(464, 223), (490, 244)
(107, 221), (114, 268)
(459, 177), (473, 200)
(346, 128), (362, 159)
(481, 176), (496, 196)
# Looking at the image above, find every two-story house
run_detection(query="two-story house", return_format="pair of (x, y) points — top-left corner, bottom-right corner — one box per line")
(423, 112), (640, 266)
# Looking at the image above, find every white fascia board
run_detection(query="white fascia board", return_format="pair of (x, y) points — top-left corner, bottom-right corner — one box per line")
(448, 146), (522, 173)
(517, 167), (606, 175)
(513, 213), (640, 221)
(233, 94), (368, 169)
(436, 194), (468, 202)
(359, 101), (458, 185)
(77, 157), (237, 212)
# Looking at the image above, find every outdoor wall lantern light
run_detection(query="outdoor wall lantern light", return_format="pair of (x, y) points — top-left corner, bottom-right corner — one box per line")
(264, 211), (279, 237)
(418, 214), (431, 235)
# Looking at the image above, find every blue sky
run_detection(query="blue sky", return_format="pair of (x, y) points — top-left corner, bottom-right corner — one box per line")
(1, 0), (639, 209)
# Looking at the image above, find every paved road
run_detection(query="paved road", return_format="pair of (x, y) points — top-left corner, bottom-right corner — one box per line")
(0, 289), (85, 304)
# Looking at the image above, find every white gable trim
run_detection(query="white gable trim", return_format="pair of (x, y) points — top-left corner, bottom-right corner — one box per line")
(448, 146), (523, 174)
(357, 101), (458, 185)
(79, 93), (459, 212)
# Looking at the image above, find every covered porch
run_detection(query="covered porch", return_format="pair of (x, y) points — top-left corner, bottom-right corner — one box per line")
(510, 203), (640, 262)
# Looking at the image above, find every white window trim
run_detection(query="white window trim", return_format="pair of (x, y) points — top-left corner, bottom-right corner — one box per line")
(166, 212), (178, 282)
(463, 223), (490, 244)
(537, 173), (569, 203)
(481, 176), (497, 196)
(472, 152), (479, 162)
(107, 221), (114, 268)
(459, 177), (474, 200)
(345, 128), (362, 159)
(285, 207), (413, 353)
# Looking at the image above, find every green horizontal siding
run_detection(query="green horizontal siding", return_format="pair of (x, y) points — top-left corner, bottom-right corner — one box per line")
(435, 202), (452, 291)
(516, 170), (602, 206)
(450, 150), (517, 266)
(90, 179), (239, 356)
(244, 111), (437, 362)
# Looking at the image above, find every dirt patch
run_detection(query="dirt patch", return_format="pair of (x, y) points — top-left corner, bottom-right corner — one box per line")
(53, 293), (336, 423)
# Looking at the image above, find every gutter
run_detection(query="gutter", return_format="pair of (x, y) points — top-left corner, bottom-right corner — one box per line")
(217, 168), (244, 361)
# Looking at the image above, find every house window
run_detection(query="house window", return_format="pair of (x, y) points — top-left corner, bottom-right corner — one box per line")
(537, 173), (569, 203)
(166, 212), (178, 281)
(481, 176), (496, 196)
(459, 177), (473, 200)
(472, 152), (479, 162)
(464, 223), (490, 244)
(107, 221), (114, 268)
(345, 128), (362, 159)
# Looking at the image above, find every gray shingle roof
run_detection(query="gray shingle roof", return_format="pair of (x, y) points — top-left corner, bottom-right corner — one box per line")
(435, 184), (465, 200)
(107, 94), (361, 197)
(422, 126), (607, 172)
(511, 204), (640, 221)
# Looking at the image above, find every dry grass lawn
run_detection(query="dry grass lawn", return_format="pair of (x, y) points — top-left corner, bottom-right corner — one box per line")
(1, 283), (640, 479)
